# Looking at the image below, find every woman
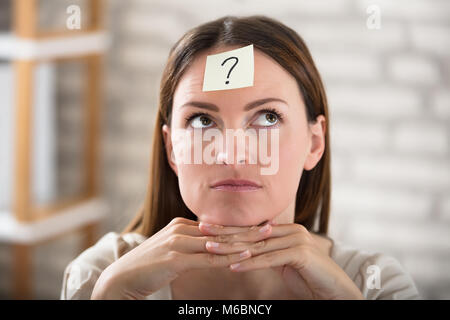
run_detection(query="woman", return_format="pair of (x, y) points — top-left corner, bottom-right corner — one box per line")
(61, 15), (421, 300)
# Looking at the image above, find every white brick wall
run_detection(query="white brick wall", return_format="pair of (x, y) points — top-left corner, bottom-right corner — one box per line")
(410, 25), (450, 56)
(388, 54), (440, 85)
(331, 120), (389, 151)
(327, 85), (423, 118)
(440, 197), (450, 221)
(0, 0), (448, 299)
(332, 184), (432, 220)
(353, 156), (450, 190)
(393, 122), (448, 155)
(433, 90), (450, 118)
(356, 0), (450, 22)
(315, 52), (382, 82)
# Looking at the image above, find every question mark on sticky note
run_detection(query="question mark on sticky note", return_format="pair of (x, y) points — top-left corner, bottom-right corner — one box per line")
(221, 56), (239, 85)
(202, 44), (254, 92)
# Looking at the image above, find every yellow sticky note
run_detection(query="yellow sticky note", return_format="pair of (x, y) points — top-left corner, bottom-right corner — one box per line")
(202, 44), (254, 92)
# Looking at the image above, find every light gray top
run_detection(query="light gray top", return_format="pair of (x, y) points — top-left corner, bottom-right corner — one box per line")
(60, 231), (421, 300)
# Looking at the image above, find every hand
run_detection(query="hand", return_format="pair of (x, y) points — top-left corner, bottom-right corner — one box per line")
(91, 217), (253, 300)
(198, 221), (365, 300)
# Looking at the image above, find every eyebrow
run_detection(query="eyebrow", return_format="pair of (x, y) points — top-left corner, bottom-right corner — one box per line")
(180, 97), (288, 112)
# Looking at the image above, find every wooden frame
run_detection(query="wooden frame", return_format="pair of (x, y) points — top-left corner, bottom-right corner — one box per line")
(13, 0), (103, 223)
(10, 0), (105, 299)
(14, 0), (103, 39)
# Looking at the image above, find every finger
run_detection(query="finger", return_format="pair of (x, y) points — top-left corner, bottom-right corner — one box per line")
(172, 249), (252, 273)
(256, 223), (311, 238)
(205, 232), (302, 256)
(198, 220), (296, 238)
(166, 221), (275, 254)
(199, 222), (310, 249)
(203, 223), (273, 244)
(228, 246), (309, 272)
(167, 217), (199, 227)
(168, 223), (205, 237)
(198, 221), (267, 235)
(166, 234), (223, 253)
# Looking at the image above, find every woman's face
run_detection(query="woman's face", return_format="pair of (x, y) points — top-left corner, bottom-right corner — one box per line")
(163, 46), (325, 227)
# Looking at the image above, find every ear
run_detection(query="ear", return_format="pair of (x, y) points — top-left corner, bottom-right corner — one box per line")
(304, 115), (326, 171)
(162, 124), (178, 176)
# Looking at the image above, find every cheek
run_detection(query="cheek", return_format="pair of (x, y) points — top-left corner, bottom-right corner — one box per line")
(280, 129), (308, 172)
(176, 163), (206, 214)
(173, 135), (215, 217)
(264, 127), (309, 205)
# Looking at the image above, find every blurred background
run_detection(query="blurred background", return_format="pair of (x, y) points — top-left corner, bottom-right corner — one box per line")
(0, 0), (449, 299)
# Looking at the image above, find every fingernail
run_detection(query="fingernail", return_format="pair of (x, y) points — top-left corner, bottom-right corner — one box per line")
(259, 223), (271, 233)
(200, 222), (212, 228)
(240, 249), (251, 258)
(206, 241), (219, 248)
(230, 263), (240, 270)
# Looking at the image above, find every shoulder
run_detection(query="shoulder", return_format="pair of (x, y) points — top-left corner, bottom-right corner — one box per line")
(330, 239), (422, 300)
(60, 231), (148, 300)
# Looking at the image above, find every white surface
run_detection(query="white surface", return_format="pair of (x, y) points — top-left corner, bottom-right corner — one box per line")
(0, 198), (108, 244)
(0, 62), (56, 210)
(0, 31), (109, 60)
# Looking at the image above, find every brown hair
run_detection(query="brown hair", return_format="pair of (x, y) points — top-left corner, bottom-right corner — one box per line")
(121, 15), (331, 238)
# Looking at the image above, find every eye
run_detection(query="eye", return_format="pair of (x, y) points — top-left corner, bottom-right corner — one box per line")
(252, 108), (282, 127)
(187, 113), (214, 129)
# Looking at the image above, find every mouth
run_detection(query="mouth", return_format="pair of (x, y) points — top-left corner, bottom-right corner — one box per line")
(210, 179), (262, 192)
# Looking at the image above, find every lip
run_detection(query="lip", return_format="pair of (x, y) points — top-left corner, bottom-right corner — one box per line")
(210, 179), (262, 192)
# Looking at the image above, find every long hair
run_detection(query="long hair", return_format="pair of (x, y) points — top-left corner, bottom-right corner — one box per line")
(121, 15), (331, 237)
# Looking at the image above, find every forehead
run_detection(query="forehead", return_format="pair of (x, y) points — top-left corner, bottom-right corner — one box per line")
(173, 46), (301, 108)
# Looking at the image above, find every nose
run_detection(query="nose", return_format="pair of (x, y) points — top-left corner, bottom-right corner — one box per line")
(216, 151), (246, 165)
(215, 130), (256, 165)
